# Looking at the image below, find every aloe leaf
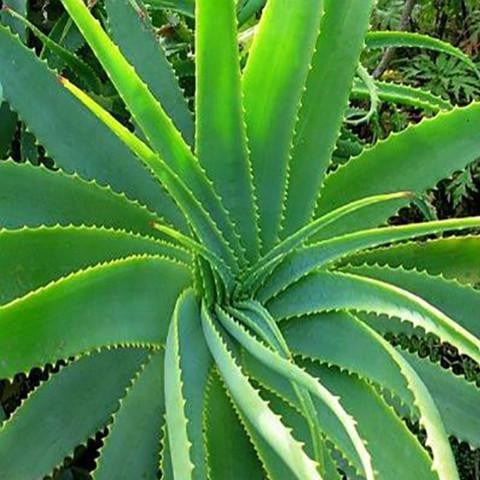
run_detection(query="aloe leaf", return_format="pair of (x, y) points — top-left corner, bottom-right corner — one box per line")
(346, 64), (380, 125)
(316, 102), (480, 240)
(204, 371), (265, 479)
(0, 0), (27, 40)
(281, 314), (458, 480)
(94, 351), (165, 480)
(60, 77), (239, 272)
(165, 289), (212, 480)
(258, 216), (480, 301)
(281, 0), (373, 236)
(400, 350), (480, 448)
(0, 256), (190, 378)
(283, 311), (480, 448)
(0, 348), (149, 480)
(200, 304), (321, 480)
(0, 25), (184, 229)
(243, 192), (412, 294)
(282, 312), (414, 412)
(196, 0), (258, 263)
(215, 307), (374, 480)
(151, 223), (233, 293)
(242, 0), (324, 251)
(60, 80), (237, 272)
(0, 161), (168, 238)
(340, 264), (480, 337)
(229, 302), (328, 473)
(0, 226), (189, 305)
(160, 421), (174, 480)
(260, 358), (436, 480)
(104, 0), (193, 144)
(2, 5), (101, 92)
(346, 235), (480, 286)
(269, 270), (480, 366)
(60, 0), (243, 260)
(351, 79), (452, 112)
(365, 31), (479, 74)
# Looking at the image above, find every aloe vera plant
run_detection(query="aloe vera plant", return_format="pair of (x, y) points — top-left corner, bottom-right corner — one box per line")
(1, 0), (480, 479)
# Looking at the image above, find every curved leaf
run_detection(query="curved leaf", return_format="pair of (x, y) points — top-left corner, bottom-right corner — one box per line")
(0, 226), (189, 305)
(0, 24), (184, 229)
(346, 235), (480, 286)
(365, 31), (478, 73)
(200, 304), (321, 480)
(0, 348), (149, 480)
(282, 314), (459, 480)
(60, 0), (243, 261)
(204, 371), (265, 479)
(268, 270), (480, 365)
(0, 256), (191, 378)
(94, 351), (165, 480)
(165, 289), (211, 480)
(216, 307), (374, 480)
(259, 216), (480, 301)
(341, 264), (480, 337)
(351, 79), (452, 112)
(0, 161), (163, 237)
(316, 102), (480, 240)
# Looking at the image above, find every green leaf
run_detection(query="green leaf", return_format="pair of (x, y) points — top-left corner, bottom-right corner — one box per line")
(60, 0), (242, 260)
(282, 314), (459, 480)
(196, 0), (258, 263)
(346, 235), (480, 286)
(242, 0), (324, 251)
(0, 226), (189, 305)
(0, 161), (165, 238)
(282, 0), (374, 236)
(204, 370), (265, 479)
(351, 79), (452, 112)
(243, 192), (412, 295)
(401, 350), (480, 448)
(60, 77), (239, 273)
(200, 304), (321, 480)
(0, 348), (149, 480)
(273, 360), (436, 480)
(0, 256), (191, 378)
(94, 351), (165, 480)
(259, 216), (480, 301)
(1, 0), (28, 40)
(268, 270), (480, 366)
(282, 313), (414, 412)
(160, 420), (174, 480)
(165, 289), (212, 480)
(105, 0), (193, 144)
(316, 102), (480, 240)
(216, 307), (374, 480)
(3, 5), (101, 92)
(340, 264), (480, 338)
(0, 24), (184, 229)
(365, 31), (479, 74)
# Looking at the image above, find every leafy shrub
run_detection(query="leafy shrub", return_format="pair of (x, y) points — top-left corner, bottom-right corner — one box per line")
(0, 1), (480, 479)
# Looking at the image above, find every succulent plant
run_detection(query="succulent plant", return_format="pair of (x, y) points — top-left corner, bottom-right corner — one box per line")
(0, 0), (480, 479)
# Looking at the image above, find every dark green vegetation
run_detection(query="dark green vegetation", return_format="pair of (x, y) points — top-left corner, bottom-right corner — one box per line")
(0, 0), (480, 479)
